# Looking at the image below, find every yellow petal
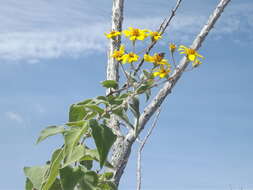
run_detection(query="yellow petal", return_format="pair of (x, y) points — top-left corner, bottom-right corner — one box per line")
(120, 45), (125, 52)
(153, 72), (160, 77)
(123, 30), (130, 36)
(144, 54), (154, 62)
(196, 53), (204, 59)
(188, 54), (196, 61)
(160, 73), (167, 78)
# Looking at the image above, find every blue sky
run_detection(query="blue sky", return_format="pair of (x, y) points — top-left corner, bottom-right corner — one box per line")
(1, 0), (253, 190)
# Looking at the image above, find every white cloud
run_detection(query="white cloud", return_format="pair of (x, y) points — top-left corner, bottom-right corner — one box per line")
(0, 24), (109, 61)
(5, 112), (24, 124)
(0, 1), (252, 62)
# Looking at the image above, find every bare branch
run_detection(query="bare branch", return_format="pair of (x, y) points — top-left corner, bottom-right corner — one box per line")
(137, 108), (161, 190)
(110, 0), (232, 186)
(107, 0), (124, 84)
(137, 0), (231, 134)
(106, 0), (124, 133)
(106, 1), (125, 183)
(133, 0), (182, 76)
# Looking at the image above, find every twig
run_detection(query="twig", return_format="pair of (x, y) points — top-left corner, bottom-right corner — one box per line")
(110, 0), (232, 186)
(137, 0), (232, 134)
(136, 108), (161, 190)
(120, 62), (130, 82)
(171, 53), (177, 68)
(133, 0), (182, 76)
(159, 0), (182, 35)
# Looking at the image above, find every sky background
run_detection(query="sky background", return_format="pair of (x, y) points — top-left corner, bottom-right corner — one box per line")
(0, 0), (253, 190)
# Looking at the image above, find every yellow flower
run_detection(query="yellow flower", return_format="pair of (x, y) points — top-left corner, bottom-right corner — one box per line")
(105, 30), (121, 39)
(122, 52), (139, 64)
(178, 45), (204, 61)
(149, 31), (162, 41)
(153, 65), (171, 78)
(192, 60), (202, 68)
(169, 43), (176, 53)
(112, 45), (125, 61)
(123, 27), (149, 41)
(144, 53), (168, 65)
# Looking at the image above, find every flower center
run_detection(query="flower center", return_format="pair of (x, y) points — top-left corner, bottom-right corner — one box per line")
(188, 49), (196, 55)
(152, 32), (158, 36)
(129, 53), (135, 58)
(115, 51), (122, 57)
(132, 29), (140, 36)
(154, 54), (163, 62)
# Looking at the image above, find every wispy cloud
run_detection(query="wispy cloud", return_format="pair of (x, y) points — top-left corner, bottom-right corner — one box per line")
(5, 112), (24, 124)
(0, 1), (252, 62)
(0, 24), (108, 61)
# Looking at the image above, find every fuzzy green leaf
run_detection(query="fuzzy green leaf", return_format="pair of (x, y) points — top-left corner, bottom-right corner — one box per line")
(59, 166), (84, 190)
(101, 80), (118, 89)
(79, 171), (98, 190)
(89, 120), (117, 168)
(25, 178), (33, 190)
(64, 122), (89, 162)
(24, 166), (49, 190)
(112, 108), (134, 129)
(62, 145), (86, 168)
(129, 96), (140, 119)
(41, 149), (64, 190)
(36, 125), (65, 144)
(84, 104), (104, 115)
(69, 104), (87, 122)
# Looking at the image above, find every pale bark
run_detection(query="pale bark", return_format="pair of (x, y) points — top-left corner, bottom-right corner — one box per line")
(106, 0), (124, 83)
(106, 0), (126, 186)
(109, 0), (232, 187)
(136, 108), (161, 190)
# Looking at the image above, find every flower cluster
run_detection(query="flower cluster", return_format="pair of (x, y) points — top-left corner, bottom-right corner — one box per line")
(178, 45), (204, 67)
(105, 27), (204, 79)
(144, 53), (170, 78)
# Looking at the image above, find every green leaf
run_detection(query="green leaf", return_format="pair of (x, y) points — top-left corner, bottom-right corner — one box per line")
(112, 108), (134, 129)
(143, 69), (154, 79)
(41, 149), (64, 190)
(49, 178), (62, 190)
(136, 84), (149, 94)
(64, 122), (89, 162)
(101, 80), (118, 89)
(98, 181), (117, 190)
(129, 96), (140, 119)
(25, 178), (33, 190)
(89, 120), (117, 168)
(100, 172), (114, 180)
(62, 144), (85, 168)
(36, 125), (65, 144)
(80, 149), (114, 169)
(84, 111), (98, 120)
(80, 160), (93, 170)
(24, 165), (49, 189)
(95, 96), (109, 106)
(82, 149), (99, 160)
(77, 99), (93, 105)
(119, 93), (129, 99)
(84, 104), (104, 115)
(59, 166), (84, 190)
(107, 95), (124, 106)
(69, 104), (87, 122)
(79, 171), (98, 190)
(65, 121), (85, 127)
(96, 96), (107, 101)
